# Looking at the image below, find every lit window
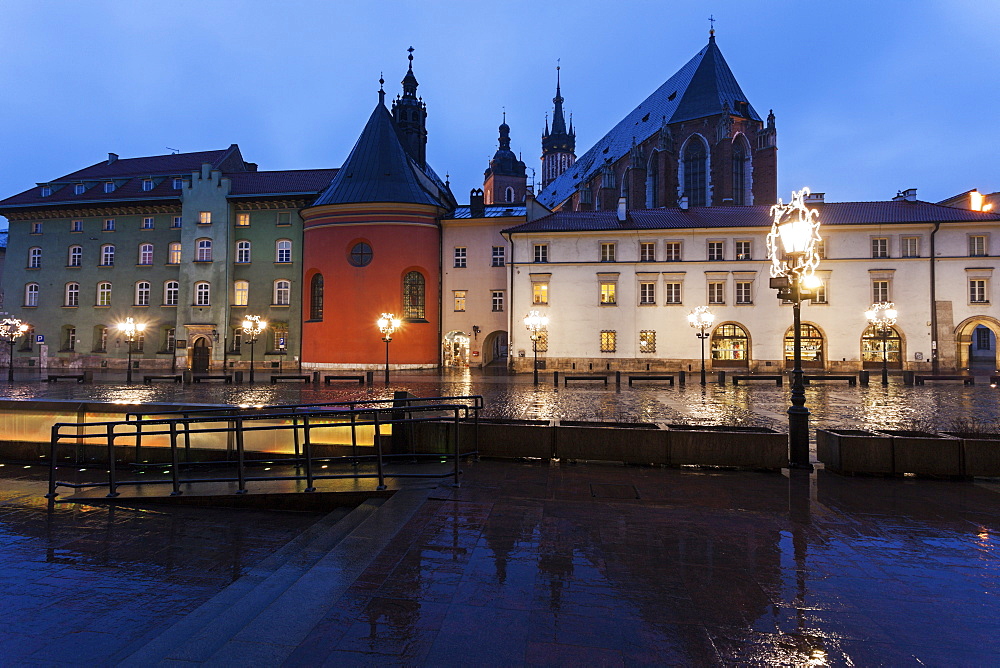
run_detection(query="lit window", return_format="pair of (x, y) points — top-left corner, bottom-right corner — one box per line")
(600, 282), (617, 305)
(639, 282), (656, 305)
(491, 290), (504, 312)
(142, 217), (154, 229)
(165, 281), (179, 306)
(970, 279), (988, 304)
(600, 330), (617, 353)
(735, 240), (752, 260)
(142, 180), (154, 192)
(273, 280), (291, 306)
(68, 245), (82, 267)
(27, 247), (41, 269)
(664, 242), (682, 261)
(872, 280), (889, 303)
(138, 243), (154, 265)
(600, 243), (616, 262)
(196, 239), (212, 262)
(101, 245), (115, 266)
(194, 282), (211, 306)
(403, 272), (425, 319)
(665, 282), (682, 304)
(71, 220), (82, 232)
(639, 330), (656, 353)
(64, 283), (79, 307)
(736, 281), (753, 304)
(236, 212), (250, 227)
(492, 246), (505, 267)
(969, 235), (987, 257)
(871, 238), (888, 258)
(74, 184), (85, 195)
(198, 211), (212, 225)
(97, 282), (112, 306)
(41, 186), (51, 197)
(135, 281), (150, 306)
(234, 280), (249, 306)
(454, 247), (467, 268)
(104, 182), (115, 193)
(532, 283), (548, 305)
(24, 283), (39, 307)
(640, 242), (655, 262)
(902, 237), (920, 258)
(533, 244), (548, 263)
(167, 242), (182, 264)
(276, 239), (292, 263)
(534, 331), (548, 352)
(453, 290), (466, 312)
(103, 218), (115, 231)
(708, 282), (725, 304)
(236, 240), (251, 263)
(708, 241), (724, 261)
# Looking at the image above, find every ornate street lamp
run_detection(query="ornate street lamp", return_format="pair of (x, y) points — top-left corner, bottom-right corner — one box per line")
(865, 302), (898, 386)
(0, 318), (29, 382)
(116, 317), (146, 385)
(767, 188), (822, 469)
(377, 313), (401, 384)
(523, 310), (549, 385)
(687, 306), (715, 386)
(242, 315), (267, 383)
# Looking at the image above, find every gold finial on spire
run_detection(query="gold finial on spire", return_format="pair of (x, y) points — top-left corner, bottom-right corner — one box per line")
(708, 14), (716, 37)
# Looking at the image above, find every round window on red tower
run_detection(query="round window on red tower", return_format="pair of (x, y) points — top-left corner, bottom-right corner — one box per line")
(348, 241), (373, 267)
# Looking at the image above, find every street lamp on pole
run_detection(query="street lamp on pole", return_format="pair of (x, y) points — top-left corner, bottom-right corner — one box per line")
(0, 318), (29, 382)
(116, 317), (146, 385)
(865, 302), (898, 386)
(523, 310), (549, 385)
(242, 315), (267, 384)
(687, 306), (714, 386)
(767, 188), (822, 469)
(377, 313), (401, 385)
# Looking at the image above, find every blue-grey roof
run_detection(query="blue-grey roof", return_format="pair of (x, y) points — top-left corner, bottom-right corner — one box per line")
(311, 104), (446, 208)
(448, 205), (527, 219)
(504, 201), (1000, 234)
(537, 36), (760, 209)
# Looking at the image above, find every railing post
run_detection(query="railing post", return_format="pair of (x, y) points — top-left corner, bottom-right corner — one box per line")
(134, 413), (143, 464)
(292, 414), (301, 460)
(350, 411), (359, 467)
(452, 408), (461, 488)
(374, 412), (386, 490)
(169, 422), (182, 496)
(235, 417), (247, 494)
(182, 412), (192, 463)
(106, 424), (119, 498)
(45, 424), (61, 499)
(303, 415), (315, 492)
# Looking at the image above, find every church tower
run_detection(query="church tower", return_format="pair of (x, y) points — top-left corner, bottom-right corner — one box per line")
(391, 47), (428, 167)
(484, 114), (527, 204)
(540, 66), (575, 189)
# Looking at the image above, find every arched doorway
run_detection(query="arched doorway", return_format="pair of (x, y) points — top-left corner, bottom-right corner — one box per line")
(711, 323), (750, 368)
(861, 326), (902, 369)
(954, 316), (1000, 371)
(481, 330), (509, 367)
(784, 323), (825, 369)
(443, 331), (470, 367)
(191, 337), (211, 373)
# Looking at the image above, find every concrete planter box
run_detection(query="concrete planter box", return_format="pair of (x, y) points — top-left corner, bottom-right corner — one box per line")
(881, 429), (963, 476)
(554, 421), (665, 465)
(816, 429), (894, 474)
(942, 431), (1000, 477)
(666, 424), (786, 470)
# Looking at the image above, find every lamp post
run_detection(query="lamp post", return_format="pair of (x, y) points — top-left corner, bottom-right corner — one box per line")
(865, 302), (898, 386)
(767, 188), (822, 469)
(242, 315), (267, 383)
(523, 310), (549, 385)
(0, 318), (29, 382)
(377, 313), (401, 384)
(687, 306), (714, 386)
(116, 317), (146, 385)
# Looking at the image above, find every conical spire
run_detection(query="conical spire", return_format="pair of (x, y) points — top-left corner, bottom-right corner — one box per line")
(401, 46), (418, 97)
(550, 65), (568, 136)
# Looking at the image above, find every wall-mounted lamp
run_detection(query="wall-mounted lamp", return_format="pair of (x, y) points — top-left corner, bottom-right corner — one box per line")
(472, 325), (481, 339)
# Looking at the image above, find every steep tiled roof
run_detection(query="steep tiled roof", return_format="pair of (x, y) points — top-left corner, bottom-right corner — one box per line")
(448, 205), (527, 219)
(311, 104), (447, 208)
(228, 170), (338, 197)
(504, 201), (1000, 234)
(538, 36), (760, 209)
(56, 148), (234, 180)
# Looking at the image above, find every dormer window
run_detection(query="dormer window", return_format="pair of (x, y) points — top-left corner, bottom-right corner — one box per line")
(142, 179), (154, 191)
(40, 186), (51, 197)
(74, 183), (85, 195)
(104, 181), (115, 193)
(173, 178), (184, 189)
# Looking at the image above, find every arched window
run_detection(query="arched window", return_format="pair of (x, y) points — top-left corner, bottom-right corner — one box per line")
(101, 244), (115, 266)
(711, 323), (749, 367)
(25, 283), (39, 307)
(784, 324), (824, 368)
(683, 138), (707, 207)
(135, 281), (151, 306)
(504, 186), (514, 202)
(732, 140), (747, 206)
(310, 274), (324, 320)
(236, 240), (251, 263)
(234, 280), (249, 306)
(96, 282), (112, 306)
(196, 238), (212, 262)
(195, 281), (211, 306)
(273, 280), (291, 306)
(68, 245), (82, 267)
(403, 271), (425, 320)
(862, 325), (902, 369)
(276, 239), (292, 263)
(65, 282), (79, 307)
(646, 150), (660, 208)
(28, 247), (41, 268)
(167, 242), (182, 264)
(138, 243), (154, 265)
(164, 281), (179, 306)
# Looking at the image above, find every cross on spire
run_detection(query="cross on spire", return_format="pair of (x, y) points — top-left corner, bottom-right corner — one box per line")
(708, 14), (716, 37)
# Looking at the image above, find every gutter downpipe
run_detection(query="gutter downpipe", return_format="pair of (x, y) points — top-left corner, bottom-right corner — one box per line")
(930, 221), (941, 373)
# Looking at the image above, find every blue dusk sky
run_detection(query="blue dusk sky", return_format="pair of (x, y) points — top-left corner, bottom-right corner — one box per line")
(1, 0), (996, 229)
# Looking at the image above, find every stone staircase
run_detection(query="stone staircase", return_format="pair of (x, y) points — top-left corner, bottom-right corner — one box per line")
(115, 488), (430, 666)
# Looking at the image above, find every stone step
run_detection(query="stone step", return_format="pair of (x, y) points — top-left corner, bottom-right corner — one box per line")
(117, 499), (384, 666)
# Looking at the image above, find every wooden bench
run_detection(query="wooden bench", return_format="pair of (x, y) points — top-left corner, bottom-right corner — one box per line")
(193, 375), (232, 384)
(915, 375), (974, 386)
(46, 374), (86, 383)
(628, 375), (675, 386)
(325, 375), (365, 385)
(564, 375), (608, 386)
(143, 374), (182, 384)
(732, 374), (783, 386)
(271, 375), (312, 384)
(803, 374), (857, 386)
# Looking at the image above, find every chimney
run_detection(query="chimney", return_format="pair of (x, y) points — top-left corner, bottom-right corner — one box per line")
(893, 188), (917, 202)
(679, 196), (689, 211)
(804, 192), (825, 205)
(107, 152), (118, 165)
(469, 188), (485, 218)
(617, 196), (627, 222)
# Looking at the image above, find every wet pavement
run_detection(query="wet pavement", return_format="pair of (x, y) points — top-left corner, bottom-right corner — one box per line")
(2, 461), (1000, 665)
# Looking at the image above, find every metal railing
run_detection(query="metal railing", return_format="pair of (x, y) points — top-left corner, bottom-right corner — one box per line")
(46, 395), (482, 500)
